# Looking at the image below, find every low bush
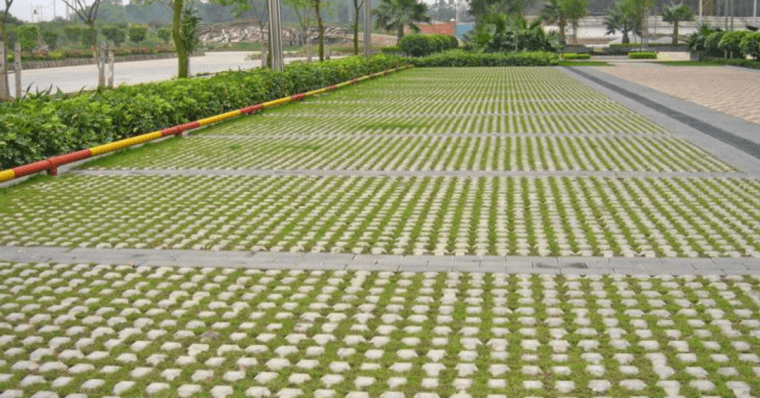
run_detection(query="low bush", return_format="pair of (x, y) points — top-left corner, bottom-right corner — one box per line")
(17, 25), (39, 52)
(381, 45), (401, 54)
(704, 56), (760, 70)
(740, 31), (760, 60)
(129, 25), (149, 44)
(704, 31), (725, 54)
(718, 30), (751, 58)
(562, 53), (590, 60)
(0, 55), (406, 170)
(410, 50), (559, 67)
(399, 33), (458, 57)
(628, 52), (657, 59)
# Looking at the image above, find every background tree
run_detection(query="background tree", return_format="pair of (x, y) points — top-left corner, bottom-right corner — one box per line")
(372, 0), (429, 45)
(468, 0), (529, 24)
(660, 2), (693, 45)
(17, 24), (38, 52)
(603, 0), (637, 44)
(564, 0), (588, 43)
(62, 0), (105, 86)
(313, 0), (327, 61)
(351, 0), (362, 54)
(128, 24), (148, 43)
(285, 0), (315, 60)
(540, 0), (566, 45)
(619, 0), (653, 45)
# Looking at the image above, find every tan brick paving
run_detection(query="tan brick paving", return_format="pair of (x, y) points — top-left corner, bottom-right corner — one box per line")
(596, 64), (760, 125)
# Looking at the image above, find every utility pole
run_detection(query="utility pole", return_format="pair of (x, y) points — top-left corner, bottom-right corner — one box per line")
(363, 0), (371, 59)
(699, 0), (703, 25)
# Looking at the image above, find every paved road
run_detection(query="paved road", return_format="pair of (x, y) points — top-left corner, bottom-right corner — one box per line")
(8, 51), (340, 95)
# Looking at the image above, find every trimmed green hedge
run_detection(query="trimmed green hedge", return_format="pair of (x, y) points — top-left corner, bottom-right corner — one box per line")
(629, 52), (657, 59)
(410, 50), (559, 67)
(562, 53), (591, 60)
(399, 34), (458, 57)
(704, 57), (760, 70)
(0, 55), (406, 170)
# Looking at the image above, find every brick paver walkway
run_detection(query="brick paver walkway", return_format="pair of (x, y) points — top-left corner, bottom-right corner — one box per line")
(596, 64), (760, 125)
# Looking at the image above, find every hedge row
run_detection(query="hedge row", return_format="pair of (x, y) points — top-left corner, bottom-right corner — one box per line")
(629, 52), (657, 59)
(399, 34), (459, 57)
(704, 57), (760, 70)
(410, 50), (559, 67)
(0, 55), (406, 170)
(562, 53), (591, 60)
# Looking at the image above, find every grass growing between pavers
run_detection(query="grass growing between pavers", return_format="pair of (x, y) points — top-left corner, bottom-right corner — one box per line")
(0, 261), (759, 398)
(1, 175), (759, 257)
(80, 135), (734, 172)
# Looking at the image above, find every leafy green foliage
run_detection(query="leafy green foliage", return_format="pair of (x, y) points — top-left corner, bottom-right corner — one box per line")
(399, 34), (457, 57)
(466, 14), (554, 53)
(628, 51), (657, 59)
(0, 55), (405, 170)
(128, 25), (148, 43)
(660, 2), (693, 44)
(704, 31), (725, 53)
(157, 28), (172, 43)
(42, 31), (59, 50)
(372, 0), (429, 44)
(180, 8), (201, 55)
(17, 25), (39, 52)
(64, 25), (85, 45)
(102, 26), (127, 46)
(410, 49), (559, 67)
(562, 52), (590, 59)
(739, 31), (760, 61)
(718, 30), (751, 58)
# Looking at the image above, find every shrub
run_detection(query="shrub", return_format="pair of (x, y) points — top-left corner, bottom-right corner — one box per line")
(158, 28), (172, 43)
(740, 31), (760, 61)
(102, 26), (127, 46)
(48, 50), (65, 60)
(629, 52), (657, 59)
(42, 31), (58, 50)
(0, 54), (406, 170)
(381, 45), (400, 54)
(399, 34), (434, 57)
(64, 25), (83, 45)
(704, 56), (760, 70)
(80, 28), (96, 48)
(718, 30), (751, 58)
(129, 25), (148, 44)
(411, 50), (559, 67)
(704, 31), (725, 54)
(562, 53), (590, 60)
(17, 25), (39, 52)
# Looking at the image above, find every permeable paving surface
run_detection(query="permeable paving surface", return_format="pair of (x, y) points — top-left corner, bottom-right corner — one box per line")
(1, 67), (759, 258)
(2, 67), (760, 398)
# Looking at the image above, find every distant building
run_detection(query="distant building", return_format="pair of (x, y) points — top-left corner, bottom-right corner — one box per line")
(525, 0), (757, 16)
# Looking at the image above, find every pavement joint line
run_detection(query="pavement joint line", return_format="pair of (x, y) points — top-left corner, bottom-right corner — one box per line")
(193, 131), (665, 139)
(70, 169), (753, 179)
(258, 112), (635, 117)
(2, 246), (760, 274)
(561, 66), (760, 177)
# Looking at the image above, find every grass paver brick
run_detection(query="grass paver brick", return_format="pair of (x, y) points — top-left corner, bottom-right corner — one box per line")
(0, 261), (759, 397)
(1, 174), (759, 257)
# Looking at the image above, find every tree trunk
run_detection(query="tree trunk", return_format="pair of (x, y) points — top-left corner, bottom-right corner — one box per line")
(558, 17), (566, 45)
(88, 24), (104, 87)
(315, 0), (325, 61)
(0, 22), (9, 101)
(622, 32), (630, 44)
(353, 0), (360, 54)
(672, 21), (679, 45)
(172, 0), (188, 78)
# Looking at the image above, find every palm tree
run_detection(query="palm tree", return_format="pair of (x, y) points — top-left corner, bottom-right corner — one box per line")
(540, 0), (568, 45)
(604, 1), (636, 44)
(372, 0), (429, 44)
(660, 2), (694, 45)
